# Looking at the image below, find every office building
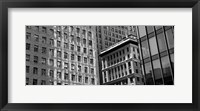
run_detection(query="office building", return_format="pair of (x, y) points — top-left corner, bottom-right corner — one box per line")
(26, 26), (99, 85)
(136, 26), (174, 85)
(99, 35), (144, 85)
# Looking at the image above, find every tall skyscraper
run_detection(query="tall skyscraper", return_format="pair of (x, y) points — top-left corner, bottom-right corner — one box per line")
(136, 26), (174, 85)
(26, 26), (99, 85)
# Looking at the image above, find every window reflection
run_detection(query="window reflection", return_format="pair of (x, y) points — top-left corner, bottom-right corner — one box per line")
(147, 26), (154, 34)
(161, 56), (173, 85)
(165, 28), (174, 49)
(144, 62), (154, 85)
(141, 40), (150, 59)
(157, 32), (167, 52)
(138, 26), (146, 38)
(152, 59), (163, 85)
(149, 37), (158, 56)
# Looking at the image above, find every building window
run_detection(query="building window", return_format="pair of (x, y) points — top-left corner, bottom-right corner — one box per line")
(78, 76), (82, 82)
(165, 28), (174, 49)
(49, 39), (54, 46)
(78, 56), (81, 62)
(71, 54), (74, 60)
(41, 27), (47, 33)
(152, 59), (163, 85)
(49, 59), (54, 66)
(26, 78), (29, 85)
(50, 29), (54, 35)
(89, 49), (93, 55)
(149, 37), (158, 56)
(33, 67), (38, 74)
(83, 38), (86, 45)
(41, 69), (46, 76)
(78, 65), (81, 72)
(42, 47), (47, 54)
(33, 79), (37, 85)
(89, 40), (92, 46)
(64, 52), (68, 59)
(82, 30), (86, 36)
(76, 28), (80, 33)
(157, 32), (167, 52)
(71, 64), (75, 71)
(71, 44), (74, 50)
(26, 66), (30, 73)
(49, 70), (54, 77)
(146, 26), (154, 34)
(84, 67), (88, 73)
(85, 77), (88, 83)
(64, 62), (68, 70)
(72, 75), (76, 81)
(170, 53), (174, 72)
(91, 68), (94, 74)
(90, 59), (93, 65)
(57, 71), (61, 79)
(26, 54), (30, 61)
(57, 41), (61, 47)
(49, 49), (54, 56)
(57, 50), (61, 58)
(57, 61), (62, 68)
(77, 37), (80, 43)
(64, 33), (68, 40)
(64, 73), (69, 80)
(56, 31), (61, 37)
(91, 78), (95, 85)
(34, 34), (39, 42)
(84, 57), (87, 63)
(83, 48), (87, 54)
(41, 57), (46, 64)
(77, 46), (81, 52)
(34, 45), (39, 52)
(161, 56), (173, 85)
(34, 56), (38, 63)
(64, 43), (68, 49)
(26, 43), (31, 50)
(71, 35), (74, 42)
(41, 80), (46, 85)
(42, 36), (46, 43)
(26, 32), (31, 40)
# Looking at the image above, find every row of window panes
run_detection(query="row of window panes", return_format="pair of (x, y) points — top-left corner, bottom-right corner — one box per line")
(26, 43), (47, 54)
(143, 54), (174, 85)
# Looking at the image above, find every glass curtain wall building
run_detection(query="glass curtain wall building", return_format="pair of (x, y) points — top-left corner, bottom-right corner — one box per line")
(137, 26), (174, 85)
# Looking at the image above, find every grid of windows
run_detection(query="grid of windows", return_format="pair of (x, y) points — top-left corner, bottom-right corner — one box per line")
(137, 26), (174, 85)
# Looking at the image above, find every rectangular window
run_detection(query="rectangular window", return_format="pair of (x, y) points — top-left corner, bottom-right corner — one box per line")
(91, 68), (94, 74)
(71, 44), (74, 50)
(34, 56), (38, 63)
(41, 27), (47, 33)
(89, 49), (93, 55)
(84, 48), (87, 53)
(144, 62), (154, 85)
(78, 65), (81, 72)
(84, 67), (88, 73)
(71, 64), (75, 71)
(165, 28), (174, 49)
(57, 71), (61, 79)
(152, 59), (163, 85)
(83, 38), (86, 45)
(26, 66), (30, 73)
(49, 70), (54, 77)
(138, 26), (146, 37)
(77, 37), (80, 43)
(78, 76), (82, 82)
(89, 40), (92, 46)
(157, 32), (167, 52)
(85, 77), (88, 83)
(33, 67), (38, 74)
(64, 52), (68, 59)
(77, 46), (81, 52)
(42, 47), (47, 54)
(57, 61), (62, 68)
(41, 57), (46, 64)
(72, 75), (76, 81)
(26, 54), (30, 61)
(41, 69), (46, 76)
(49, 39), (54, 46)
(26, 43), (31, 50)
(26, 78), (29, 85)
(64, 43), (68, 49)
(149, 37), (158, 56)
(84, 57), (87, 63)
(41, 80), (46, 85)
(161, 56), (173, 85)
(57, 51), (61, 58)
(34, 45), (38, 52)
(91, 78), (95, 85)
(42, 36), (46, 44)
(78, 56), (81, 62)
(34, 34), (39, 42)
(57, 41), (61, 47)
(71, 54), (74, 60)
(26, 32), (31, 39)
(90, 59), (93, 65)
(64, 73), (69, 80)
(33, 79), (37, 85)
(64, 62), (68, 70)
(49, 49), (54, 56)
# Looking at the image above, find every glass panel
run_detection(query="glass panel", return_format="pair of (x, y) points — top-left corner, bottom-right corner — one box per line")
(141, 40), (150, 59)
(157, 32), (167, 52)
(170, 53), (174, 77)
(138, 26), (146, 38)
(165, 28), (174, 49)
(149, 37), (158, 55)
(147, 26), (154, 34)
(152, 59), (163, 85)
(161, 56), (173, 85)
(155, 26), (162, 30)
(144, 62), (154, 85)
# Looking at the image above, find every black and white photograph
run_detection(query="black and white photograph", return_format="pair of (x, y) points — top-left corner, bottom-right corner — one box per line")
(26, 25), (174, 85)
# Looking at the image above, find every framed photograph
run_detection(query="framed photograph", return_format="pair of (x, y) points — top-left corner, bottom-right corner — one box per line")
(0, 0), (199, 111)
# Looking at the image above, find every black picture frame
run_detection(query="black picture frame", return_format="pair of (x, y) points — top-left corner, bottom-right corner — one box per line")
(0, 0), (199, 111)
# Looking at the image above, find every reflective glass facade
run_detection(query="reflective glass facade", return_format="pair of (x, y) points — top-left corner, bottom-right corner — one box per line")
(137, 26), (174, 85)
